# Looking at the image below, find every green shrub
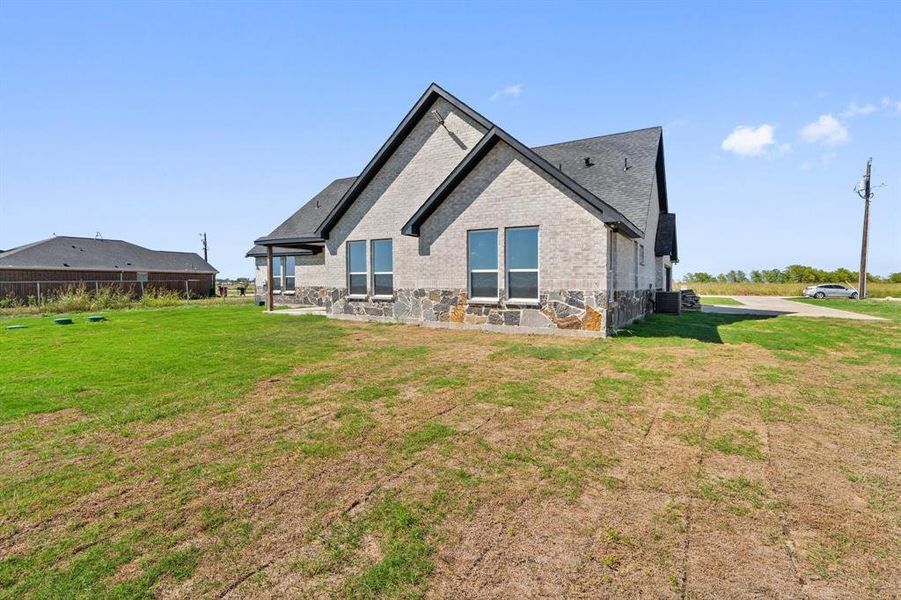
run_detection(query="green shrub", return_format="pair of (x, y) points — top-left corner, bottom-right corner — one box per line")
(140, 288), (184, 308)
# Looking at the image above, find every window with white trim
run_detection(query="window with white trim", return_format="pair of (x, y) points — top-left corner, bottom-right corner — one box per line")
(505, 226), (539, 302)
(272, 256), (282, 292)
(347, 241), (367, 296)
(371, 239), (393, 297)
(468, 229), (498, 300)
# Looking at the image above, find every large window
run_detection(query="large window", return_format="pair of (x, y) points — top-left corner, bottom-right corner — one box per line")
(272, 256), (282, 292)
(468, 229), (498, 300)
(505, 227), (539, 301)
(347, 241), (367, 296)
(270, 256), (299, 292)
(285, 256), (296, 291)
(371, 239), (393, 297)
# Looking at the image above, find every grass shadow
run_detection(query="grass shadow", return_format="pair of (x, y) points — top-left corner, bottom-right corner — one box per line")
(616, 311), (777, 343)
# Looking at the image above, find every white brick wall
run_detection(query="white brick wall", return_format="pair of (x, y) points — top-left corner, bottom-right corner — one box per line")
(254, 257), (266, 290)
(319, 97), (487, 289)
(641, 174), (659, 290)
(254, 253), (326, 294)
(419, 142), (608, 292)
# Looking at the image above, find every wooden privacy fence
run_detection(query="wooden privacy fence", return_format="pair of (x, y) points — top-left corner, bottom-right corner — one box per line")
(0, 279), (206, 304)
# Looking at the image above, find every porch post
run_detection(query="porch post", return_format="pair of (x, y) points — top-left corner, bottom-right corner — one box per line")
(266, 245), (274, 311)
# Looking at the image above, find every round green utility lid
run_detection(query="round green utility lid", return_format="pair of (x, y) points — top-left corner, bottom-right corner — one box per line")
(54, 317), (74, 325)
(5, 324), (27, 330)
(87, 315), (106, 322)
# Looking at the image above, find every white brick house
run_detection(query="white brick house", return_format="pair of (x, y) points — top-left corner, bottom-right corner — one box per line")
(247, 84), (677, 336)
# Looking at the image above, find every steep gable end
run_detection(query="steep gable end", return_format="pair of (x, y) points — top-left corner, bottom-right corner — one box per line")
(315, 83), (493, 238)
(402, 128), (642, 238)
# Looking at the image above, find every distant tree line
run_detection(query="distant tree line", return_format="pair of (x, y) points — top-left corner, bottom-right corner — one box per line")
(681, 265), (901, 284)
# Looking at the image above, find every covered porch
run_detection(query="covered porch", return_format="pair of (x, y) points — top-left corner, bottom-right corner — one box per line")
(252, 238), (325, 311)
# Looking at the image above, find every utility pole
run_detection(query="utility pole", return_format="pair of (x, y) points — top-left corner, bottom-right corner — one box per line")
(855, 159), (873, 299)
(200, 232), (211, 298)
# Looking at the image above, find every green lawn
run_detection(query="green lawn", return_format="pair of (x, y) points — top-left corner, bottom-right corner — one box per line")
(1, 303), (898, 598)
(699, 296), (744, 306)
(789, 297), (901, 321)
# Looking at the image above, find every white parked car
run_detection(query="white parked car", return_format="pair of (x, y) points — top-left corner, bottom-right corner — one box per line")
(802, 283), (859, 299)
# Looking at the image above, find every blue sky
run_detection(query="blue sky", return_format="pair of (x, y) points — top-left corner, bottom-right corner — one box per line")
(1, 1), (899, 278)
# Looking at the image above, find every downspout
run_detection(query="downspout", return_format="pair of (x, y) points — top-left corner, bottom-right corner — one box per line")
(606, 228), (614, 334)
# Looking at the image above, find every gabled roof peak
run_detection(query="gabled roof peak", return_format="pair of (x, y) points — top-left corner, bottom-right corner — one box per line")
(252, 83), (668, 247)
(314, 83), (494, 238)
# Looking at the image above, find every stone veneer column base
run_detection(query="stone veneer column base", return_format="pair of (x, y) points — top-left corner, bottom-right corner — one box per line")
(607, 289), (656, 330)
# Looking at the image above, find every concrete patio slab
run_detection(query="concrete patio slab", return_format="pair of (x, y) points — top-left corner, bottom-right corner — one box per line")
(264, 307), (326, 315)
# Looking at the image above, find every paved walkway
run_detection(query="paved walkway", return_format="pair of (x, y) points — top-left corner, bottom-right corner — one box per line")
(701, 296), (884, 320)
(263, 306), (326, 315)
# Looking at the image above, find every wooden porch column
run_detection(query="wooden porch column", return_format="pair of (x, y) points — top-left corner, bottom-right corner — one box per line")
(266, 245), (274, 311)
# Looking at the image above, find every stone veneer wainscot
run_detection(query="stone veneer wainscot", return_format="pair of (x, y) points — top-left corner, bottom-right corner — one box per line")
(288, 286), (655, 336)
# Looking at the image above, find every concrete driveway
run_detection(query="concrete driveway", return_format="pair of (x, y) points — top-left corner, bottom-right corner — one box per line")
(701, 296), (884, 320)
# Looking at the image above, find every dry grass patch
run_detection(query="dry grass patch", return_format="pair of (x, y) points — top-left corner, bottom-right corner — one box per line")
(1, 305), (899, 598)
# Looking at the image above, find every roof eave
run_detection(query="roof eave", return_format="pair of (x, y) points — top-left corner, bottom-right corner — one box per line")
(253, 235), (325, 246)
(655, 132), (669, 214)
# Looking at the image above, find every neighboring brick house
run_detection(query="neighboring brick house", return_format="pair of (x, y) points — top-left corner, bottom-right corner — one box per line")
(249, 84), (677, 336)
(0, 236), (217, 302)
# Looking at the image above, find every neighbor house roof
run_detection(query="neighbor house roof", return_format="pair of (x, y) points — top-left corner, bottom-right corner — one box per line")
(654, 212), (678, 262)
(402, 127), (642, 238)
(0, 236), (218, 273)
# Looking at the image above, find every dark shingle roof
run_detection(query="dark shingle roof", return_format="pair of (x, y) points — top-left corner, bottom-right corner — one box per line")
(531, 127), (663, 233)
(0, 236), (218, 272)
(255, 176), (356, 245)
(654, 212), (678, 261)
